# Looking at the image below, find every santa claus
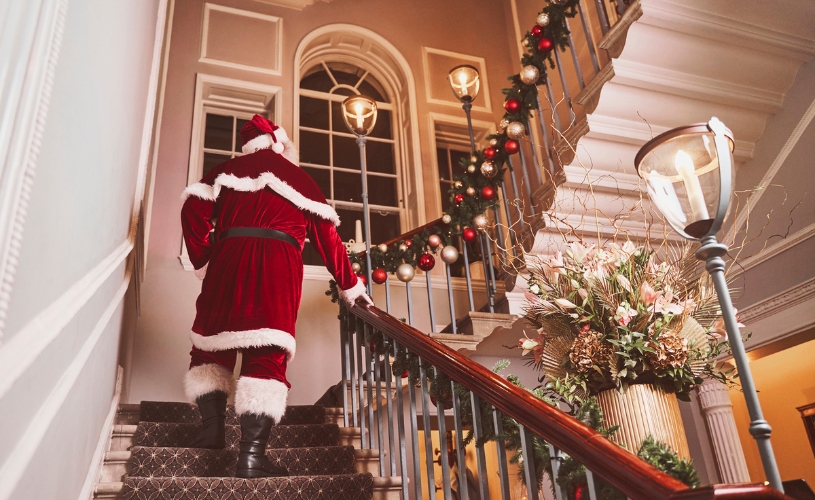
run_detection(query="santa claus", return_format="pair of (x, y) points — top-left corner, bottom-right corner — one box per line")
(180, 114), (371, 478)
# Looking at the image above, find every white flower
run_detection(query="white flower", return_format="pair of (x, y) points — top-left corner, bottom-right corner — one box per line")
(578, 288), (588, 300)
(622, 240), (637, 255)
(529, 284), (540, 294)
(616, 274), (632, 292)
(555, 298), (578, 309)
(566, 242), (595, 264)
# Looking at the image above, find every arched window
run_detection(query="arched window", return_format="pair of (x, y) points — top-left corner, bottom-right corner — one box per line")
(298, 61), (402, 265)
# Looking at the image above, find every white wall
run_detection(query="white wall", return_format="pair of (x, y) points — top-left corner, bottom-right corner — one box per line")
(0, 1), (161, 498)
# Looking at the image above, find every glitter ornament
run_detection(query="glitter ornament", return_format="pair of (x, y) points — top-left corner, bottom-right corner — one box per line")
(504, 139), (520, 155)
(480, 161), (497, 179)
(504, 98), (521, 114)
(536, 12), (550, 26)
(473, 213), (489, 230)
(462, 227), (477, 242)
(418, 253), (435, 272)
(454, 193), (465, 205)
(520, 65), (540, 85)
(377, 243), (388, 253)
(428, 234), (441, 247)
(489, 138), (498, 147)
(499, 118), (510, 130)
(442, 213), (452, 224)
(440, 245), (459, 264)
(467, 165), (476, 174)
(466, 186), (476, 196)
(351, 262), (361, 272)
(372, 268), (388, 284)
(454, 180), (463, 189)
(506, 121), (525, 140)
(483, 147), (496, 160)
(480, 186), (495, 200)
(396, 263), (415, 282)
(537, 36), (554, 52)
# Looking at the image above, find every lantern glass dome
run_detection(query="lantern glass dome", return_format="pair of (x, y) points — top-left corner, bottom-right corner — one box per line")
(634, 117), (735, 240)
(448, 65), (480, 103)
(341, 95), (378, 136)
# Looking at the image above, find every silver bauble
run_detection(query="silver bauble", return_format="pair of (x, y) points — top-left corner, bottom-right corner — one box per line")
(396, 263), (415, 282)
(480, 161), (497, 179)
(473, 213), (489, 230)
(520, 65), (540, 85)
(377, 243), (388, 253)
(489, 138), (498, 147)
(442, 213), (452, 224)
(536, 12), (550, 26)
(398, 243), (408, 252)
(506, 121), (525, 140)
(467, 165), (476, 174)
(351, 262), (361, 272)
(499, 118), (510, 130)
(466, 186), (476, 196)
(440, 245), (459, 264)
(428, 234), (441, 247)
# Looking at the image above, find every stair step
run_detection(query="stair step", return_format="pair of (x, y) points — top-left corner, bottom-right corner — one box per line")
(138, 401), (326, 425)
(111, 424), (138, 451)
(133, 422), (340, 449)
(127, 445), (357, 477)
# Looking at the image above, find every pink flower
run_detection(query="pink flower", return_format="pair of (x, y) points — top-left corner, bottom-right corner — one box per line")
(710, 310), (745, 341)
(640, 282), (660, 305)
(614, 303), (638, 326)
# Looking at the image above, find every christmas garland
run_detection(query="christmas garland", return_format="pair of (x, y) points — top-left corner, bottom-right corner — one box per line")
(340, 0), (581, 286)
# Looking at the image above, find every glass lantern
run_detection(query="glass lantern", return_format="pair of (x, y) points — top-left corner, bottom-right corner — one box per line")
(634, 117), (735, 240)
(341, 95), (377, 136)
(447, 65), (480, 103)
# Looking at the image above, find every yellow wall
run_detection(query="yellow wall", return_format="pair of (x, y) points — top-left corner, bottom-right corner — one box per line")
(729, 339), (815, 484)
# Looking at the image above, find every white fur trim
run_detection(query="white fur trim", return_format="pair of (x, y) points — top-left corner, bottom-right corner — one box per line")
(235, 377), (289, 420)
(181, 182), (216, 202)
(194, 263), (208, 280)
(242, 133), (274, 154)
(184, 363), (235, 402)
(212, 172), (340, 226)
(190, 329), (296, 361)
(339, 279), (369, 307)
(281, 139), (298, 165)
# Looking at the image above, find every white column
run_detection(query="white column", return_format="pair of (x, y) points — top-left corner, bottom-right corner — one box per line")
(697, 378), (751, 483)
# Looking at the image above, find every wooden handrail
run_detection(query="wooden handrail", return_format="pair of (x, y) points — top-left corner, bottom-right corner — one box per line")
(347, 302), (790, 500)
(355, 217), (446, 257)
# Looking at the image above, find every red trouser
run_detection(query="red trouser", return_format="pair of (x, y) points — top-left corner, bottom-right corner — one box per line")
(189, 345), (291, 388)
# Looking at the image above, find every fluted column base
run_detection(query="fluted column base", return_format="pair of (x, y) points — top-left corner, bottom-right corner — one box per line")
(697, 378), (751, 483)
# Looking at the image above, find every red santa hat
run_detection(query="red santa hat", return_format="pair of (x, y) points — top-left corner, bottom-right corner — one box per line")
(240, 115), (297, 163)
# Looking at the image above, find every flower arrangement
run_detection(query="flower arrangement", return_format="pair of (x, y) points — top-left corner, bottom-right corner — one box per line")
(520, 240), (738, 401)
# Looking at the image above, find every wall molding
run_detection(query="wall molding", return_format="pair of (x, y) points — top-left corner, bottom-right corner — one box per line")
(420, 46), (492, 113)
(739, 275), (815, 325)
(0, 0), (69, 343)
(734, 222), (815, 276)
(0, 269), (130, 500)
(199, 3), (282, 76)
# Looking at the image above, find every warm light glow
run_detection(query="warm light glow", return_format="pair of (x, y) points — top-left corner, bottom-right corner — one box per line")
(341, 95), (377, 136)
(447, 65), (480, 102)
(354, 102), (363, 129)
(674, 149), (709, 220)
(674, 150), (694, 177)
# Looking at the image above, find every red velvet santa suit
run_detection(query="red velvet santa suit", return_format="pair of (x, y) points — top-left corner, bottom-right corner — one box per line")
(180, 116), (367, 420)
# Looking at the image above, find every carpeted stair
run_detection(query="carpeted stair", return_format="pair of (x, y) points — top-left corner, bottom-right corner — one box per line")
(93, 401), (396, 500)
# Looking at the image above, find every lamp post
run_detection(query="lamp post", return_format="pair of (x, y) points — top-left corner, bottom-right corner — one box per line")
(634, 117), (783, 493)
(341, 95), (378, 295)
(448, 64), (480, 152)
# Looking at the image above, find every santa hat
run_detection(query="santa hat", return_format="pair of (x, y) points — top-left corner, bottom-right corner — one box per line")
(240, 115), (297, 164)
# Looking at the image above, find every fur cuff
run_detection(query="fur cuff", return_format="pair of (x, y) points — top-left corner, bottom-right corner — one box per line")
(181, 182), (216, 202)
(184, 363), (235, 402)
(235, 377), (289, 421)
(190, 329), (296, 361)
(339, 279), (368, 307)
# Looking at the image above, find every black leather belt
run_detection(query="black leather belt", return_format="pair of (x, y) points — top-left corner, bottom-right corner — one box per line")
(218, 227), (299, 248)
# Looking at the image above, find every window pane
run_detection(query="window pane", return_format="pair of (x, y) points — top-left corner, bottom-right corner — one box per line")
(437, 148), (450, 181)
(332, 87), (356, 97)
(331, 101), (345, 133)
(331, 69), (362, 88)
(302, 240), (326, 267)
(302, 167), (330, 198)
(299, 130), (330, 166)
(450, 149), (469, 170)
(334, 170), (363, 203)
(333, 135), (360, 170)
(368, 109), (392, 139)
(300, 67), (334, 93)
(300, 96), (328, 130)
(335, 207), (400, 244)
(204, 114), (233, 151)
(203, 152), (231, 176)
(365, 140), (395, 174)
(441, 181), (453, 213)
(368, 175), (398, 206)
(235, 118), (250, 152)
(357, 78), (387, 102)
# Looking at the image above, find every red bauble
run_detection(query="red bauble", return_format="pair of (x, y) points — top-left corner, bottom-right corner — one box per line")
(454, 193), (465, 205)
(418, 253), (435, 272)
(537, 36), (554, 52)
(480, 186), (495, 200)
(404, 239), (413, 248)
(504, 98), (521, 114)
(531, 25), (543, 38)
(483, 147), (496, 160)
(372, 268), (387, 284)
(462, 227), (477, 242)
(401, 370), (409, 378)
(370, 342), (375, 352)
(504, 139), (520, 155)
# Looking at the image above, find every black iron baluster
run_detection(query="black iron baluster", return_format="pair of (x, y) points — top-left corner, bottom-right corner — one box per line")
(451, 382), (469, 500)
(492, 409), (511, 499)
(407, 354), (423, 500)
(469, 393), (490, 500)
(354, 317), (367, 447)
(418, 359), (437, 500)
(391, 340), (409, 499)
(373, 334), (385, 474)
(519, 424), (539, 500)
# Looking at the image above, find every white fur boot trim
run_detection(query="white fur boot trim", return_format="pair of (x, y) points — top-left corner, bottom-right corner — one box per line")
(339, 279), (368, 307)
(184, 363), (235, 402)
(235, 377), (289, 421)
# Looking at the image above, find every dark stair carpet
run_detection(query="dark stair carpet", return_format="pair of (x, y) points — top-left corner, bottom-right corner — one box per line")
(122, 401), (373, 500)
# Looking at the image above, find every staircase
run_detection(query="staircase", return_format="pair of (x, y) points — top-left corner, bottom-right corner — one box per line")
(93, 401), (401, 500)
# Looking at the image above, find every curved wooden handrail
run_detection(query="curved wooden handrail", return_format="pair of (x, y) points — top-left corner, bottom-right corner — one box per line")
(355, 217), (446, 257)
(348, 302), (790, 500)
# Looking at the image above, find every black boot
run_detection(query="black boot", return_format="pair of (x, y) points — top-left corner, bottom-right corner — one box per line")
(235, 413), (289, 478)
(190, 391), (227, 449)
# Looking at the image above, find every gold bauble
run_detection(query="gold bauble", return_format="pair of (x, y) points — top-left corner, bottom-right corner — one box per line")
(499, 118), (510, 130)
(466, 186), (476, 196)
(467, 165), (476, 174)
(377, 243), (388, 253)
(519, 65), (540, 85)
(489, 138), (498, 147)
(506, 121), (525, 140)
(454, 180), (463, 189)
(396, 263), (415, 282)
(469, 155), (479, 164)
(440, 245), (460, 264)
(351, 262), (361, 272)
(442, 213), (452, 224)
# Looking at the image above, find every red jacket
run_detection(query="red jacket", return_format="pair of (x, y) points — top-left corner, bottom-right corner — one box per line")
(180, 149), (364, 361)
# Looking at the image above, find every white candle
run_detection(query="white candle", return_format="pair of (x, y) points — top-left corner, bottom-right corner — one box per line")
(355, 219), (363, 244)
(458, 72), (469, 97)
(674, 150), (709, 220)
(354, 102), (364, 130)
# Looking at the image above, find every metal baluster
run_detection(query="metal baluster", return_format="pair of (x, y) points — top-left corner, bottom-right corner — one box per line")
(407, 356), (423, 500)
(451, 382), (469, 500)
(577, 0), (601, 74)
(548, 444), (565, 500)
(406, 281), (414, 326)
(516, 137), (537, 216)
(436, 369), (453, 500)
(524, 118), (544, 188)
(445, 263), (457, 334)
(461, 243), (475, 311)
(381, 337), (397, 476)
(426, 270), (436, 333)
(593, 0), (611, 34)
(553, 50), (576, 126)
(469, 393), (490, 500)
(566, 19), (586, 89)
(586, 468), (599, 500)
(505, 156), (525, 230)
(392, 341), (409, 500)
(340, 308), (350, 428)
(492, 409), (511, 500)
(355, 317), (367, 447)
(365, 324), (376, 450)
(535, 95), (557, 178)
(418, 359), (437, 500)
(483, 231), (497, 295)
(478, 233), (495, 313)
(373, 336), (385, 475)
(385, 276), (391, 313)
(519, 425), (539, 500)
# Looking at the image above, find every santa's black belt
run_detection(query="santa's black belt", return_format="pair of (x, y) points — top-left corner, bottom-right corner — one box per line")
(218, 227), (298, 248)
